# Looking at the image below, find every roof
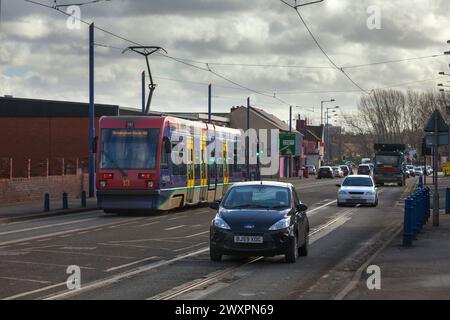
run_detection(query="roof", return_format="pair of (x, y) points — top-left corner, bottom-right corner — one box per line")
(230, 181), (292, 188)
(306, 125), (324, 140)
(0, 96), (121, 117)
(232, 106), (299, 133)
(251, 107), (297, 133)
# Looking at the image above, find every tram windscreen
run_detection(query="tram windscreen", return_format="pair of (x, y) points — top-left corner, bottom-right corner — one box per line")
(100, 129), (160, 169)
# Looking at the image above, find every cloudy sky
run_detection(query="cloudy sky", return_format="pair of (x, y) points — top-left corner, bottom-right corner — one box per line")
(1, 0), (450, 125)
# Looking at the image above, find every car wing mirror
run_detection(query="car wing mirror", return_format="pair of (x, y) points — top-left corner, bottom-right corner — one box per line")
(297, 203), (308, 212)
(336, 184), (341, 187)
(209, 201), (220, 210)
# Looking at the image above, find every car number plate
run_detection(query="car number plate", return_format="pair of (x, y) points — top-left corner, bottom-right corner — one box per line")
(351, 196), (361, 199)
(234, 235), (263, 244)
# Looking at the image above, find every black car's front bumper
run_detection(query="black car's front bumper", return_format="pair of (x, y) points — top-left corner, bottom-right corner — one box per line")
(210, 227), (294, 256)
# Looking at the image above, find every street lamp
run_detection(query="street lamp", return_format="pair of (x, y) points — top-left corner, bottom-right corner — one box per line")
(320, 99), (335, 126)
(325, 106), (339, 162)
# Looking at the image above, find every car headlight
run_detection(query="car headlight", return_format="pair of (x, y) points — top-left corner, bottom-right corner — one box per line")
(269, 218), (290, 231)
(338, 190), (347, 195)
(213, 216), (231, 230)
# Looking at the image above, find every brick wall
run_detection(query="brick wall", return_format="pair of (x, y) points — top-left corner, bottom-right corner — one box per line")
(0, 173), (91, 205)
(0, 117), (100, 177)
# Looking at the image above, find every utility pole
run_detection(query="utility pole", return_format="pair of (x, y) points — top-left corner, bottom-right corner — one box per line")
(289, 105), (292, 178)
(88, 23), (95, 198)
(208, 84), (212, 123)
(141, 71), (145, 114)
(433, 110), (439, 226)
(246, 97), (250, 181)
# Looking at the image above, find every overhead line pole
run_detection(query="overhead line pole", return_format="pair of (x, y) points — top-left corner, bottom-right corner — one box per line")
(88, 22), (95, 198)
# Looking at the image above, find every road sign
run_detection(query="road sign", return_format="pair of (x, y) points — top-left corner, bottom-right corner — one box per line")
(425, 133), (448, 146)
(424, 110), (448, 132)
(279, 133), (300, 156)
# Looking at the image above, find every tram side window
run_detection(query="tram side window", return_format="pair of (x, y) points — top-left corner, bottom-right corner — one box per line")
(195, 164), (200, 180)
(172, 144), (187, 176)
(218, 164), (223, 178)
(160, 137), (170, 170)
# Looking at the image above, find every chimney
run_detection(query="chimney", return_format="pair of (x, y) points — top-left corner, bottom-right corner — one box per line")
(297, 119), (306, 130)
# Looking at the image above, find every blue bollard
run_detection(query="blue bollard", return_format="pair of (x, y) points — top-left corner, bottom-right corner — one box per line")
(419, 190), (426, 229)
(410, 194), (418, 239)
(81, 190), (87, 208)
(44, 193), (50, 212)
(403, 196), (414, 246)
(415, 192), (422, 233)
(418, 175), (423, 189)
(446, 187), (450, 215)
(425, 187), (430, 222)
(62, 192), (68, 209)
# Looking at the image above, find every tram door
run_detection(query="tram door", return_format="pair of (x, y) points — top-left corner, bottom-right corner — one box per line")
(186, 135), (195, 203)
(207, 124), (217, 201)
(200, 131), (207, 202)
(223, 143), (229, 185)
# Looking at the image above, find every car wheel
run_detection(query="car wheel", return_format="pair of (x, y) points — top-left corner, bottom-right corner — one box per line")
(337, 202), (344, 207)
(373, 197), (378, 207)
(209, 246), (222, 262)
(285, 234), (298, 263)
(298, 231), (309, 257)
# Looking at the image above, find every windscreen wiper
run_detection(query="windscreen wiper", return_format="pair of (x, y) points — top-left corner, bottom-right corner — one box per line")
(102, 150), (128, 178)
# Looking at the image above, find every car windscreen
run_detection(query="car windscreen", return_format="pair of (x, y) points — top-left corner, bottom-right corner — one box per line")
(319, 168), (331, 172)
(100, 128), (160, 169)
(375, 155), (400, 165)
(342, 177), (373, 187)
(222, 185), (291, 210)
(358, 166), (370, 172)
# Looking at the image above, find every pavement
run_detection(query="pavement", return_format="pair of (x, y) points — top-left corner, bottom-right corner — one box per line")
(345, 174), (450, 299)
(0, 197), (98, 224)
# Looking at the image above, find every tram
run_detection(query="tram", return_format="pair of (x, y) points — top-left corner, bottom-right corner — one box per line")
(96, 116), (253, 212)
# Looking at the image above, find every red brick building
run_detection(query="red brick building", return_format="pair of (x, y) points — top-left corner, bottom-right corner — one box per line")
(0, 96), (141, 177)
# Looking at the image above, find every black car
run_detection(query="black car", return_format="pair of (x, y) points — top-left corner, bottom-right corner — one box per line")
(317, 166), (334, 179)
(209, 181), (309, 263)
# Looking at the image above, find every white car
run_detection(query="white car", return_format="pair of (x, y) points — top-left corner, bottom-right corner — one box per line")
(332, 166), (344, 178)
(336, 175), (379, 207)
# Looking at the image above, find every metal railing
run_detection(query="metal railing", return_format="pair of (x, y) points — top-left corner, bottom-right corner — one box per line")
(0, 157), (89, 179)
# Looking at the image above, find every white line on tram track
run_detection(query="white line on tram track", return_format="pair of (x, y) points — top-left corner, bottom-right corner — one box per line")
(164, 225), (186, 231)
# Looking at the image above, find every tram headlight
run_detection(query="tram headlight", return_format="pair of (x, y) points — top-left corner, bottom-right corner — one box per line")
(100, 180), (107, 188)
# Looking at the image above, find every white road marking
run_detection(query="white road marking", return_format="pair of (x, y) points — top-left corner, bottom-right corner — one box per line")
(138, 221), (160, 227)
(3, 282), (67, 300)
(4, 260), (96, 270)
(42, 248), (209, 300)
(0, 218), (143, 247)
(28, 249), (135, 260)
(168, 216), (186, 221)
(173, 242), (208, 252)
(106, 256), (159, 272)
(185, 231), (209, 238)
(0, 218), (96, 236)
(0, 276), (51, 284)
(307, 200), (337, 216)
(164, 225), (186, 231)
